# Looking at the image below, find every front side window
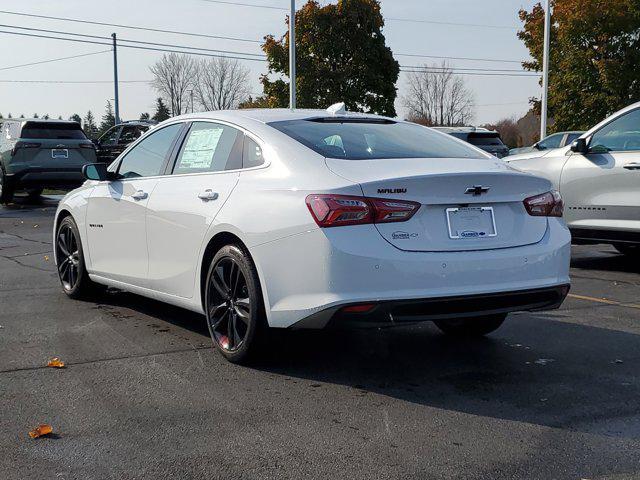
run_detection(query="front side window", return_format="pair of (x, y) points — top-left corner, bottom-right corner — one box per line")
(590, 109), (640, 152)
(172, 122), (242, 175)
(119, 126), (146, 144)
(564, 133), (582, 146)
(118, 123), (182, 178)
(268, 119), (486, 160)
(537, 133), (563, 150)
(100, 126), (120, 146)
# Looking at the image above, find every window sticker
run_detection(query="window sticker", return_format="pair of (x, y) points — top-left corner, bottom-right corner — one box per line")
(178, 127), (224, 169)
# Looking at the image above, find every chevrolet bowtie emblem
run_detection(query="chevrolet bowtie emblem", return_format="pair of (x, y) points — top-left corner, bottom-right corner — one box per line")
(465, 185), (491, 196)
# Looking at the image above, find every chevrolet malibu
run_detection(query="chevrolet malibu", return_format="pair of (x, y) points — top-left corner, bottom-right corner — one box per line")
(53, 106), (571, 363)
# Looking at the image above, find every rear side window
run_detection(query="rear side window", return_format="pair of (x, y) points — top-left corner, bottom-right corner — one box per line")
(21, 122), (86, 140)
(467, 133), (504, 146)
(118, 123), (182, 178)
(268, 119), (485, 160)
(172, 122), (242, 175)
(243, 136), (264, 168)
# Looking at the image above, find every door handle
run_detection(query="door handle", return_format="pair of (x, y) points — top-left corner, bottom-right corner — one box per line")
(623, 162), (640, 170)
(198, 189), (219, 201)
(131, 190), (148, 200)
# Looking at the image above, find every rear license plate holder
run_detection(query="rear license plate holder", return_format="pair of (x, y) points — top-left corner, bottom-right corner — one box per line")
(51, 149), (68, 159)
(446, 206), (497, 239)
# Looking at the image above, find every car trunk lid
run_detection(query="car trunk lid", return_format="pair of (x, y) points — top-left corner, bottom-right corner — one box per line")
(326, 157), (551, 252)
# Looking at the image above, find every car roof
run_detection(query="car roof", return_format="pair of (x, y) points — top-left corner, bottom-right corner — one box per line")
(172, 108), (394, 125)
(8, 118), (80, 125)
(117, 121), (155, 127)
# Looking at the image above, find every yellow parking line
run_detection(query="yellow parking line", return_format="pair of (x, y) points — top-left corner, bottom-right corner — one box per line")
(568, 293), (640, 310)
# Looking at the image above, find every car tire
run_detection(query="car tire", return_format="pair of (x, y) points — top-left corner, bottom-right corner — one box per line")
(614, 244), (640, 257)
(55, 216), (96, 299)
(204, 244), (267, 364)
(26, 188), (44, 199)
(0, 167), (14, 204)
(434, 313), (507, 337)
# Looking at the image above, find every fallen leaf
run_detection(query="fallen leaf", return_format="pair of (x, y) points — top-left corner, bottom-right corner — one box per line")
(29, 424), (52, 439)
(47, 357), (65, 368)
(33, 224), (39, 228)
(44, 255), (50, 262)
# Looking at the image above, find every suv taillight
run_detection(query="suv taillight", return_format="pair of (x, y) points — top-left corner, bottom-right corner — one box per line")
(306, 194), (420, 228)
(523, 190), (563, 217)
(11, 141), (41, 156)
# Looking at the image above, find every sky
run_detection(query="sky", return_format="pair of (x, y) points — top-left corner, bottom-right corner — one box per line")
(0, 0), (541, 125)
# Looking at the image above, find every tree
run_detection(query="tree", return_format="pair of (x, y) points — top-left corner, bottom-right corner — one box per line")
(239, 95), (272, 109)
(403, 61), (475, 126)
(43, 114), (50, 120)
(259, 0), (399, 116)
(482, 118), (520, 148)
(152, 97), (171, 122)
(519, 0), (640, 131)
(33, 113), (39, 118)
(150, 53), (196, 116)
(83, 110), (98, 138)
(69, 114), (82, 124)
(98, 101), (116, 137)
(139, 112), (150, 121)
(194, 57), (250, 111)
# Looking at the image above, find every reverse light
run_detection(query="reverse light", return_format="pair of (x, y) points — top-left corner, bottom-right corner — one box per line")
(523, 190), (563, 217)
(306, 194), (420, 228)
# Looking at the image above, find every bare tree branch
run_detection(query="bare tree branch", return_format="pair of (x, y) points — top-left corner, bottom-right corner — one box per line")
(194, 57), (250, 111)
(150, 53), (197, 116)
(403, 61), (475, 126)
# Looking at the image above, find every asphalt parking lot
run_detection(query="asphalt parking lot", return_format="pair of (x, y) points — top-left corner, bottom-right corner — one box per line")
(1, 195), (639, 480)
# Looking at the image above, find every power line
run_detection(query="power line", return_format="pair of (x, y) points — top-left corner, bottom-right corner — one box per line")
(0, 24), (265, 58)
(0, 79), (150, 84)
(0, 9), (262, 44)
(199, 0), (518, 29)
(400, 68), (538, 78)
(0, 29), (267, 62)
(400, 64), (533, 73)
(395, 52), (523, 64)
(0, 50), (110, 71)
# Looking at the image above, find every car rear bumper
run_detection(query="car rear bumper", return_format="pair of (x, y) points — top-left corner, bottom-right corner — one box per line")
(251, 218), (571, 328)
(570, 227), (640, 246)
(6, 168), (86, 189)
(292, 284), (570, 329)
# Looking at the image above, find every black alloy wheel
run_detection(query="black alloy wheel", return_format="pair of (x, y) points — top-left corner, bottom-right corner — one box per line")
(205, 245), (264, 363)
(56, 221), (80, 292)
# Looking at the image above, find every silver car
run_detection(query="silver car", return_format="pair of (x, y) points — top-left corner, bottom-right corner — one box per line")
(506, 102), (640, 256)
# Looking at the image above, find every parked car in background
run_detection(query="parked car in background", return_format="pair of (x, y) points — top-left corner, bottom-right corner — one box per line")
(0, 119), (97, 204)
(433, 127), (510, 158)
(509, 131), (584, 156)
(505, 102), (640, 255)
(94, 120), (155, 164)
(54, 106), (570, 364)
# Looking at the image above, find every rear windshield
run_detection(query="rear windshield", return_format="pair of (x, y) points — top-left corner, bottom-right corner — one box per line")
(466, 133), (504, 146)
(20, 122), (86, 140)
(268, 119), (486, 160)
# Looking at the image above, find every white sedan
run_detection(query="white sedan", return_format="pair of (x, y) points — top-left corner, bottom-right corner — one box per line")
(54, 106), (571, 363)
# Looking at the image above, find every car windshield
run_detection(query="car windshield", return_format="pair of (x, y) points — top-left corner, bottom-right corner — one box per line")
(268, 119), (487, 160)
(21, 122), (87, 140)
(466, 133), (504, 147)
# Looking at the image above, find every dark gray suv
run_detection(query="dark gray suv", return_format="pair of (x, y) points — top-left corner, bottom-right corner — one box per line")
(0, 119), (97, 204)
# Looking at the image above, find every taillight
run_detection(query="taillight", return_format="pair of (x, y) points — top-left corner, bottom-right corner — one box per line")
(523, 190), (563, 217)
(306, 194), (420, 228)
(11, 141), (41, 156)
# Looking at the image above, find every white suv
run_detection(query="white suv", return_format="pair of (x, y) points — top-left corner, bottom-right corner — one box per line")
(506, 102), (640, 255)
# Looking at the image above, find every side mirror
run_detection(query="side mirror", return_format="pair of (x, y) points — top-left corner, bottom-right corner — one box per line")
(533, 142), (542, 150)
(83, 163), (111, 181)
(570, 138), (589, 154)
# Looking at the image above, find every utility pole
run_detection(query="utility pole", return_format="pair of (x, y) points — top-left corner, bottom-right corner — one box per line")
(289, 0), (296, 111)
(540, 0), (551, 140)
(112, 33), (120, 125)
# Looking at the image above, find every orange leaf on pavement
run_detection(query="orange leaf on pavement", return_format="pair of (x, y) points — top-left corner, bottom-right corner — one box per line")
(28, 424), (53, 438)
(47, 357), (65, 368)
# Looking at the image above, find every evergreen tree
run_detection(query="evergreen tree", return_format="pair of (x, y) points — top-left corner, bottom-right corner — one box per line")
(7, 113), (11, 119)
(33, 113), (39, 118)
(69, 114), (82, 124)
(152, 98), (171, 122)
(19, 114), (24, 119)
(83, 110), (98, 138)
(98, 101), (116, 136)
(139, 112), (151, 121)
(43, 114), (50, 120)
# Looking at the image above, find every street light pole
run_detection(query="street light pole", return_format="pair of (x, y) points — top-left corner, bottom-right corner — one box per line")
(289, 0), (296, 111)
(112, 33), (120, 125)
(540, 0), (551, 140)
